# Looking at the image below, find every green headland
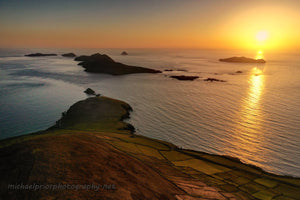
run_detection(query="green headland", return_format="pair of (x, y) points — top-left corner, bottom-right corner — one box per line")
(0, 96), (299, 200)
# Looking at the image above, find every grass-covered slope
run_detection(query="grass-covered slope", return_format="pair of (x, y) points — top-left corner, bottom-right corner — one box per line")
(0, 97), (299, 200)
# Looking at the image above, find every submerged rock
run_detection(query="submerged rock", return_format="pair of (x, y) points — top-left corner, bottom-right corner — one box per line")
(121, 51), (128, 55)
(204, 78), (226, 82)
(219, 57), (265, 63)
(62, 53), (76, 57)
(74, 53), (161, 75)
(170, 75), (199, 81)
(164, 69), (188, 72)
(84, 88), (96, 95)
(25, 53), (57, 57)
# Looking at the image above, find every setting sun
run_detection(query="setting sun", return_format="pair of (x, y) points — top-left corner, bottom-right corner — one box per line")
(256, 31), (269, 42)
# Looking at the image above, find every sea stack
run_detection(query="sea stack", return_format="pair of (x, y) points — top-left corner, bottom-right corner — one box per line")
(84, 88), (96, 95)
(121, 51), (128, 55)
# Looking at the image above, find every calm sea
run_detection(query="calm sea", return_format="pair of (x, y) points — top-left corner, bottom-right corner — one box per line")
(0, 48), (299, 177)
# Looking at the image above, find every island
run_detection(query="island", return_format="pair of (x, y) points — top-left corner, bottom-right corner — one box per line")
(74, 53), (161, 75)
(25, 53), (57, 57)
(121, 51), (128, 55)
(170, 75), (199, 81)
(219, 57), (266, 63)
(62, 53), (76, 57)
(0, 96), (299, 200)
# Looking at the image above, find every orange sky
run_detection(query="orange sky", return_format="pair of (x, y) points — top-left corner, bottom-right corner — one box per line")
(0, 0), (299, 50)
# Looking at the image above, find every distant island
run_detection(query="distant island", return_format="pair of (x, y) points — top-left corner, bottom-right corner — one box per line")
(74, 53), (161, 75)
(62, 53), (76, 57)
(25, 53), (57, 57)
(219, 56), (266, 63)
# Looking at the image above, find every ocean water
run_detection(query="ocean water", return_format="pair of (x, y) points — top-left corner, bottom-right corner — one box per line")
(0, 48), (299, 177)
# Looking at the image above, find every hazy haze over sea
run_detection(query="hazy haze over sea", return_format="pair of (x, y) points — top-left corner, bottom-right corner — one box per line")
(0, 48), (299, 177)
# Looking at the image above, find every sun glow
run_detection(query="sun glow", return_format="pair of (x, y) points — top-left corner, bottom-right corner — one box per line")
(219, 5), (300, 50)
(255, 31), (269, 51)
(256, 31), (269, 43)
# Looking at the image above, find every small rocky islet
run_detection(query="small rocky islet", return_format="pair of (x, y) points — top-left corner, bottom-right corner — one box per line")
(84, 88), (96, 95)
(204, 78), (226, 82)
(170, 75), (199, 81)
(62, 53), (76, 57)
(84, 88), (100, 97)
(121, 51), (128, 55)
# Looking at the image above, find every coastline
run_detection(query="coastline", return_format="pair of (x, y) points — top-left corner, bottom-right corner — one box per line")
(0, 96), (299, 199)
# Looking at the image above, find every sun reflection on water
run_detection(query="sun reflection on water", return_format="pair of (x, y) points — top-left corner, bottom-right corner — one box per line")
(247, 68), (264, 110)
(225, 66), (267, 166)
(256, 50), (264, 60)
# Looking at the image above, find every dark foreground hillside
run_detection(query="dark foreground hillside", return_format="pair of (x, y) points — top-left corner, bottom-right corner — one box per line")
(0, 97), (299, 200)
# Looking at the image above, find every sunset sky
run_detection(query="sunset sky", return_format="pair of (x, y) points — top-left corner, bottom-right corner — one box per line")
(0, 0), (299, 50)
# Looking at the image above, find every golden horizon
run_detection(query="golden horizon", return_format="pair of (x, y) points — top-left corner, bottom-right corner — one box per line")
(0, 1), (299, 50)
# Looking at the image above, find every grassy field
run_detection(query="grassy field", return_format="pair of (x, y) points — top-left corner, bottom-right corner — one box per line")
(0, 96), (299, 200)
